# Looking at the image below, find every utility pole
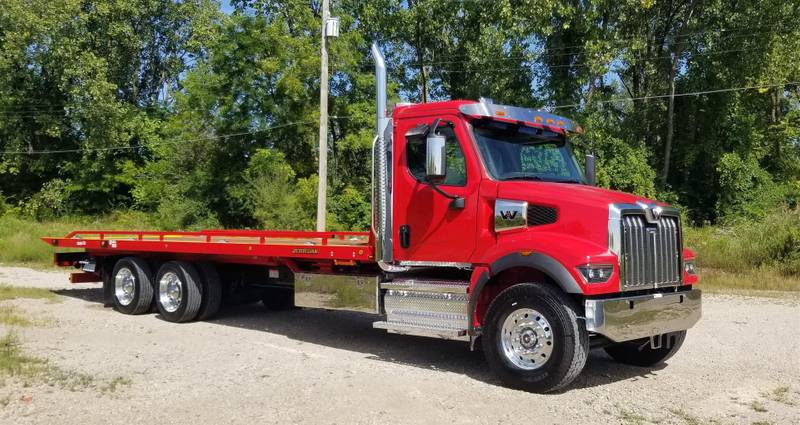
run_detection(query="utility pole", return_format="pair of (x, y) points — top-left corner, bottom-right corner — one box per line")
(315, 0), (331, 232)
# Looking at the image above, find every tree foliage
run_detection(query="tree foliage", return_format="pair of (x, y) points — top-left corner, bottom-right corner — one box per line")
(1, 0), (799, 229)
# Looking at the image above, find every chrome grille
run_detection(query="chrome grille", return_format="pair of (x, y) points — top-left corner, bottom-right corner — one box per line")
(620, 214), (682, 290)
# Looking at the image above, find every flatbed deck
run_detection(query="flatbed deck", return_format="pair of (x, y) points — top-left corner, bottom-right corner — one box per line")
(42, 229), (375, 265)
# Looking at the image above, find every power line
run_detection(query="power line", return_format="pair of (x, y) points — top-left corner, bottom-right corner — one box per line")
(430, 47), (751, 73)
(413, 29), (777, 67)
(3, 82), (798, 155)
(410, 23), (793, 62)
(0, 120), (316, 155)
(549, 81), (800, 110)
(0, 46), (763, 118)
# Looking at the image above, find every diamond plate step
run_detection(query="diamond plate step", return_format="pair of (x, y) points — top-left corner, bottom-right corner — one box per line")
(372, 321), (469, 341)
(378, 279), (471, 340)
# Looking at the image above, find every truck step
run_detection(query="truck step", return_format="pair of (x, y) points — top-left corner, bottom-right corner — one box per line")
(372, 321), (469, 341)
(381, 279), (469, 294)
(379, 280), (471, 339)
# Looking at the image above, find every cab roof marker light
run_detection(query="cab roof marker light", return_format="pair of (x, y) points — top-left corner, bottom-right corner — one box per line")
(460, 101), (581, 134)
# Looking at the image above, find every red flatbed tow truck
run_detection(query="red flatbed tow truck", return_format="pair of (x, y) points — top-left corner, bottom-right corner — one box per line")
(43, 44), (701, 393)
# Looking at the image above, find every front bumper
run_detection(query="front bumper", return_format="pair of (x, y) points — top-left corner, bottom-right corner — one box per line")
(584, 289), (701, 342)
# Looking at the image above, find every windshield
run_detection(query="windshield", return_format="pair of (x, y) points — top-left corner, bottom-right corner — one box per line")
(472, 120), (585, 183)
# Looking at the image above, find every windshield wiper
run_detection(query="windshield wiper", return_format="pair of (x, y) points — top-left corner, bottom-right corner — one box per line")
(502, 175), (584, 184)
(501, 175), (545, 181)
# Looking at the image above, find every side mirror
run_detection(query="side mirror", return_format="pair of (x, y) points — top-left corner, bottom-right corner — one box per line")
(585, 153), (596, 186)
(426, 133), (447, 183)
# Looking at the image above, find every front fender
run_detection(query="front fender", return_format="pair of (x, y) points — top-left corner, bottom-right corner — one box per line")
(467, 232), (619, 333)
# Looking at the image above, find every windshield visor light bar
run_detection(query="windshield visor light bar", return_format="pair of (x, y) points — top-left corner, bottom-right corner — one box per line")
(459, 98), (583, 135)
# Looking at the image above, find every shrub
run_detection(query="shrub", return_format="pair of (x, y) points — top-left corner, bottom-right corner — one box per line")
(0, 192), (8, 216)
(22, 179), (71, 220)
(716, 152), (784, 221)
(685, 208), (800, 276)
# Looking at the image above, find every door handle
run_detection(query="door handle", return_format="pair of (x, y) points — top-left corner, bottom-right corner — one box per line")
(399, 225), (410, 248)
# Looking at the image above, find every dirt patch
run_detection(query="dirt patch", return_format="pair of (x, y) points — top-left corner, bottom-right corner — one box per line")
(1, 266), (798, 424)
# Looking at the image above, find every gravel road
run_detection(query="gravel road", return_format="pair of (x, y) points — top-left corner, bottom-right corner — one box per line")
(1, 266), (798, 424)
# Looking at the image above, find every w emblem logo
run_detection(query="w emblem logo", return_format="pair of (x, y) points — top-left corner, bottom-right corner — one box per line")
(500, 210), (518, 220)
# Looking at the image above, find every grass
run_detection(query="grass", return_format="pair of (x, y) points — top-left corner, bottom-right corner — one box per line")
(0, 286), (59, 327)
(616, 408), (651, 425)
(0, 285), (58, 302)
(749, 400), (768, 413)
(101, 376), (132, 393)
(697, 268), (800, 296)
(762, 386), (794, 406)
(0, 285), (130, 394)
(0, 332), (131, 393)
(685, 209), (800, 277)
(0, 211), (153, 268)
(669, 409), (704, 425)
(0, 306), (34, 327)
(0, 332), (43, 380)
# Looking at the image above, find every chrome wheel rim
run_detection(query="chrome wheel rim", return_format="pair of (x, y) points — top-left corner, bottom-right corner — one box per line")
(159, 271), (183, 313)
(500, 308), (554, 370)
(114, 267), (136, 306)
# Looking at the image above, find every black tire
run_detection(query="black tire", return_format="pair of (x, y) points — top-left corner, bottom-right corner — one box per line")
(111, 257), (154, 315)
(482, 283), (588, 393)
(261, 288), (294, 311)
(604, 331), (687, 367)
(196, 262), (223, 320)
(154, 261), (203, 323)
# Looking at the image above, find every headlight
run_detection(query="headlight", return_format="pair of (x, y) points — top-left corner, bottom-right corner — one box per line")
(577, 265), (614, 283)
(684, 260), (696, 275)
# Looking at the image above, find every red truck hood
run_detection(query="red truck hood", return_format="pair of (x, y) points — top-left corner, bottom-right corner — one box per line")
(498, 181), (659, 209)
(497, 181), (662, 249)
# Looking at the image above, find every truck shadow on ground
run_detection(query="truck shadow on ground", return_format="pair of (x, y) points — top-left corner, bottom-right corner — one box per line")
(56, 287), (668, 392)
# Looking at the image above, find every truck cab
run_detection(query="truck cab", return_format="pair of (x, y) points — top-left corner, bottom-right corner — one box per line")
(369, 45), (701, 392)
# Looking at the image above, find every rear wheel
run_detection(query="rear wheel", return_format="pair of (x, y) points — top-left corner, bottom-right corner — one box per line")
(112, 257), (153, 315)
(196, 262), (223, 320)
(604, 331), (686, 367)
(482, 283), (588, 393)
(155, 261), (203, 323)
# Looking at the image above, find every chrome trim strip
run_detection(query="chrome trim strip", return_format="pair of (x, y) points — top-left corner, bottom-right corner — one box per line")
(585, 289), (701, 342)
(397, 261), (473, 270)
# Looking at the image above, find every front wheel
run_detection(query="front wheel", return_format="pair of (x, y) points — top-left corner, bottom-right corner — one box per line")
(482, 283), (588, 393)
(604, 331), (686, 367)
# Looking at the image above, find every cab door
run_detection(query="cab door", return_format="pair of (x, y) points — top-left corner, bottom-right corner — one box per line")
(392, 115), (481, 263)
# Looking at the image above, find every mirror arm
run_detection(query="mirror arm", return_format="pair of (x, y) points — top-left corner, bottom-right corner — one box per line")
(425, 118), (442, 137)
(423, 178), (465, 209)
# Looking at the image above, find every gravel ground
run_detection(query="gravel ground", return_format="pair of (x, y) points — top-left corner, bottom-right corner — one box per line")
(1, 266), (799, 425)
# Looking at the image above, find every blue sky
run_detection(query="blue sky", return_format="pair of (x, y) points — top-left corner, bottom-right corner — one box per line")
(221, 0), (234, 14)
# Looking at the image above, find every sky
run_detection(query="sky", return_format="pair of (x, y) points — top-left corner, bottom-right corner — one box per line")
(221, 0), (234, 14)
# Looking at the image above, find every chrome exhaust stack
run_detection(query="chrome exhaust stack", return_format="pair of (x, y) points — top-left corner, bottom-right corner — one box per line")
(370, 43), (405, 272)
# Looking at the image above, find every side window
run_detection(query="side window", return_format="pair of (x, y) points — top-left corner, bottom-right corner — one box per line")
(406, 125), (467, 186)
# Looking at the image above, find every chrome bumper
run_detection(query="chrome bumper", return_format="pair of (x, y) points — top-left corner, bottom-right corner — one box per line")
(584, 289), (701, 342)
